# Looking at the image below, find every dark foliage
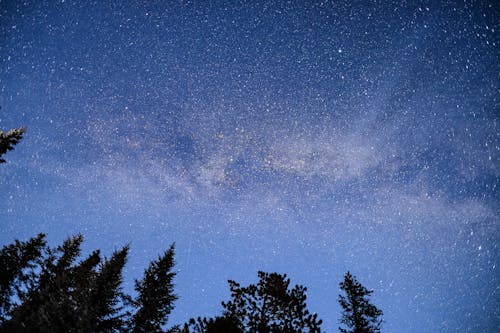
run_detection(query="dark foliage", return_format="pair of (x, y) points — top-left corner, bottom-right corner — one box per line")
(338, 272), (383, 333)
(1, 235), (129, 333)
(187, 271), (323, 333)
(0, 233), (46, 320)
(128, 244), (177, 333)
(1, 234), (385, 333)
(0, 127), (25, 163)
(0, 235), (178, 333)
(84, 246), (129, 332)
(182, 316), (243, 333)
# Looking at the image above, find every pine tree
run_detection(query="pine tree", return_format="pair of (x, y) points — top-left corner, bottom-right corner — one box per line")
(2, 234), (86, 333)
(0, 233), (46, 321)
(128, 244), (177, 333)
(338, 272), (383, 333)
(76, 246), (129, 333)
(0, 127), (26, 163)
(1, 234), (183, 333)
(219, 271), (323, 333)
(72, 249), (103, 330)
(1, 235), (129, 333)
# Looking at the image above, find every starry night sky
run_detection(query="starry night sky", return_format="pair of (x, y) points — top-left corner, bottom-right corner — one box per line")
(1, 0), (499, 332)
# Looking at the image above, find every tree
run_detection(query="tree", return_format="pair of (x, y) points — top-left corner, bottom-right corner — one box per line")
(79, 246), (129, 332)
(0, 235), (130, 333)
(0, 127), (26, 163)
(217, 271), (323, 333)
(128, 244), (177, 333)
(2, 235), (129, 333)
(338, 272), (383, 333)
(0, 233), (46, 321)
(0, 234), (179, 333)
(2, 234), (88, 332)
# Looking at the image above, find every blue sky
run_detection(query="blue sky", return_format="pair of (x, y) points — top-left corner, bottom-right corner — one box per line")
(1, 1), (499, 332)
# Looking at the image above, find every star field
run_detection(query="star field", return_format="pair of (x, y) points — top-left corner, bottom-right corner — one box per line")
(1, 1), (499, 332)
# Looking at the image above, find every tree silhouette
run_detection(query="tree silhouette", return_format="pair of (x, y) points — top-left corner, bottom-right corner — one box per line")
(3, 234), (380, 333)
(2, 235), (129, 333)
(182, 316), (243, 333)
(0, 234), (179, 333)
(0, 233), (46, 321)
(219, 271), (323, 333)
(0, 127), (25, 163)
(128, 244), (177, 333)
(338, 272), (383, 333)
(83, 246), (129, 332)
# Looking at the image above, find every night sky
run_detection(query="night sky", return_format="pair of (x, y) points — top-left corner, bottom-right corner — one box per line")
(1, 0), (499, 332)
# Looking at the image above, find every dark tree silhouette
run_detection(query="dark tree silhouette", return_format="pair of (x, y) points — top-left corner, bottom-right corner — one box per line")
(0, 233), (46, 321)
(0, 127), (25, 163)
(3, 234), (353, 333)
(0, 234), (179, 333)
(83, 246), (129, 332)
(128, 244), (177, 333)
(2, 235), (129, 333)
(218, 271), (323, 333)
(338, 272), (383, 333)
(182, 316), (243, 333)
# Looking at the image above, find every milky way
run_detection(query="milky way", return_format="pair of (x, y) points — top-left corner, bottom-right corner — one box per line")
(1, 1), (499, 332)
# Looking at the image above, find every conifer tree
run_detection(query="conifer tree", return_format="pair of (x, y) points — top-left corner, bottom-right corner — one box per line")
(128, 244), (177, 333)
(72, 249), (103, 330)
(0, 233), (46, 320)
(219, 271), (323, 333)
(1, 235), (129, 333)
(338, 272), (383, 333)
(2, 235), (86, 332)
(1, 234), (181, 333)
(77, 247), (129, 333)
(0, 127), (26, 163)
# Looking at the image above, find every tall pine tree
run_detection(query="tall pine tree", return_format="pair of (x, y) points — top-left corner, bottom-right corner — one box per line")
(338, 272), (383, 333)
(0, 234), (181, 333)
(0, 235), (129, 333)
(77, 246), (129, 333)
(128, 244), (177, 333)
(0, 233), (46, 321)
(3, 235), (86, 333)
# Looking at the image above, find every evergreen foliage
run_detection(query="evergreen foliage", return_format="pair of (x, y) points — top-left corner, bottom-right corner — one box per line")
(85, 246), (129, 332)
(1, 234), (385, 333)
(183, 316), (242, 333)
(189, 271), (323, 333)
(1, 235), (129, 333)
(128, 244), (177, 333)
(0, 235), (176, 333)
(0, 127), (25, 163)
(338, 272), (383, 333)
(0, 233), (46, 320)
